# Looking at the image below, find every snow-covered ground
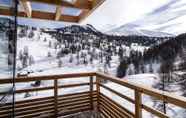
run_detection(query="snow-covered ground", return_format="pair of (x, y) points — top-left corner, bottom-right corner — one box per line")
(1, 27), (186, 117)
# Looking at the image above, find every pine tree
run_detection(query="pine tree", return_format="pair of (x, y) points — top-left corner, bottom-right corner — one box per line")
(47, 52), (52, 57)
(69, 54), (73, 63)
(58, 59), (62, 67)
(29, 55), (34, 65)
(44, 37), (47, 42)
(19, 50), (23, 61)
(128, 65), (133, 75)
(22, 55), (28, 68)
(23, 46), (29, 57)
(117, 60), (128, 78)
(48, 40), (52, 48)
(149, 63), (153, 73)
(140, 63), (145, 73)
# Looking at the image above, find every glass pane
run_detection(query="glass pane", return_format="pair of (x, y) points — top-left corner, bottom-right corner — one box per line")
(0, 0), (17, 117)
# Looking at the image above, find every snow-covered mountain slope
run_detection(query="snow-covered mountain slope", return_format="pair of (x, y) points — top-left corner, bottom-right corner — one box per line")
(109, 0), (186, 35)
(107, 24), (174, 37)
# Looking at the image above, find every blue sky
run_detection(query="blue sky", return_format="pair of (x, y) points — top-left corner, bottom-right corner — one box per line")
(0, 0), (80, 28)
(0, 0), (11, 6)
(17, 1), (80, 28)
(18, 1), (81, 28)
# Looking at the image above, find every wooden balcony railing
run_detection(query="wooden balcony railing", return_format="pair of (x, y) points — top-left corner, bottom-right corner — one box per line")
(0, 72), (186, 118)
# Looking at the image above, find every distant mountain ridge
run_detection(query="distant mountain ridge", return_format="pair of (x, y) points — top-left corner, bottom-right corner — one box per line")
(57, 24), (175, 38)
(107, 24), (174, 37)
(56, 24), (103, 36)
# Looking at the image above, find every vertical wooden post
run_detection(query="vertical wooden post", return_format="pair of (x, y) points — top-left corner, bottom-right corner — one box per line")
(96, 76), (100, 112)
(90, 76), (94, 110)
(54, 79), (58, 118)
(135, 90), (142, 118)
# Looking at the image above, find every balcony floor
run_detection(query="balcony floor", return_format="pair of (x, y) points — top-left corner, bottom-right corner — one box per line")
(60, 111), (101, 118)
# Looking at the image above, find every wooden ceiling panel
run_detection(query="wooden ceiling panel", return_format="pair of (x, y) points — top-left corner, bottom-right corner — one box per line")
(0, 0), (105, 23)
(0, 8), (79, 22)
(26, 0), (92, 9)
(78, 0), (105, 23)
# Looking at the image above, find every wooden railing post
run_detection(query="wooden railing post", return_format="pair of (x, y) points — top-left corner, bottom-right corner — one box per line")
(135, 90), (142, 118)
(96, 76), (101, 112)
(54, 79), (58, 118)
(90, 76), (94, 110)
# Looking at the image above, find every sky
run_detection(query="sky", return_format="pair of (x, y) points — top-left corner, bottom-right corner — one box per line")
(81, 0), (173, 31)
(0, 0), (80, 28)
(1, 0), (186, 34)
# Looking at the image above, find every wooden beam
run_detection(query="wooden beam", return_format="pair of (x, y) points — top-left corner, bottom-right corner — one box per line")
(78, 0), (105, 23)
(55, 5), (62, 21)
(73, 0), (93, 9)
(78, 9), (89, 21)
(0, 8), (79, 22)
(19, 0), (32, 17)
(26, 0), (93, 9)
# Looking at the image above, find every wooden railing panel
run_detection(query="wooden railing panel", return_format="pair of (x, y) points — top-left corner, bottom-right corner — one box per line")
(100, 93), (135, 118)
(96, 72), (186, 118)
(1, 72), (186, 118)
(0, 72), (96, 84)
(100, 84), (135, 104)
(0, 96), (55, 118)
(142, 105), (169, 118)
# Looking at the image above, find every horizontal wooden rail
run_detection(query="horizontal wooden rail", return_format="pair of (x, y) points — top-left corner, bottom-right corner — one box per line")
(0, 82), (96, 95)
(0, 72), (96, 84)
(100, 84), (135, 104)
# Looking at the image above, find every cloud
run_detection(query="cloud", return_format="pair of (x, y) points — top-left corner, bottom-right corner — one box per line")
(81, 0), (173, 31)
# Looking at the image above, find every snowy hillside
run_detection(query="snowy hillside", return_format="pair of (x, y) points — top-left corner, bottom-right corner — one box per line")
(107, 24), (174, 37)
(0, 24), (184, 118)
(16, 25), (161, 77)
(17, 26), (119, 76)
(108, 0), (186, 35)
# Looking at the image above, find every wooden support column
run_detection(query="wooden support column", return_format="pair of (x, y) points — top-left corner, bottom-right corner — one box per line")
(90, 76), (94, 110)
(135, 90), (142, 118)
(55, 5), (62, 21)
(19, 0), (32, 17)
(54, 79), (58, 117)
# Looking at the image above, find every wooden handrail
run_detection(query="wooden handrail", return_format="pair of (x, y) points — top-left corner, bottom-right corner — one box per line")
(0, 72), (186, 118)
(0, 72), (96, 84)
